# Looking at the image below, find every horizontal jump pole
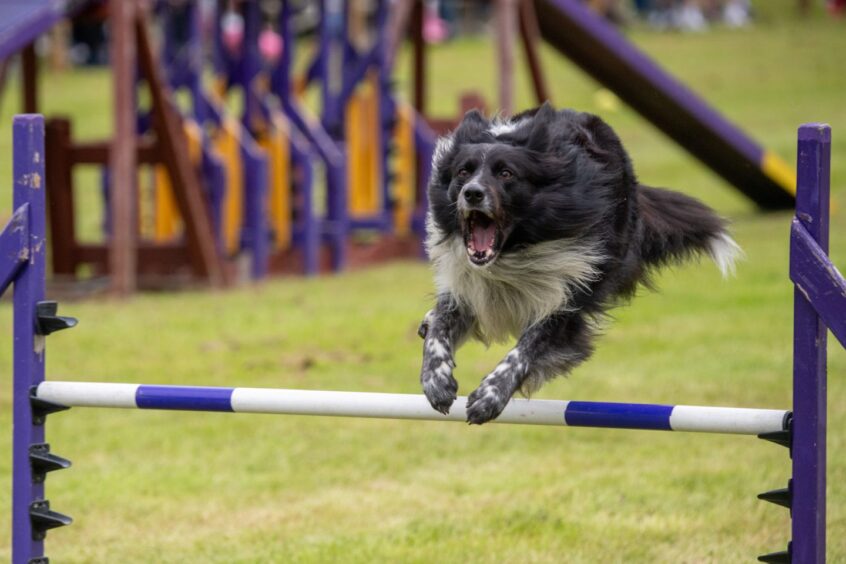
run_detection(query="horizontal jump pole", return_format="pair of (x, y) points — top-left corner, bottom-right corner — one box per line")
(34, 382), (789, 435)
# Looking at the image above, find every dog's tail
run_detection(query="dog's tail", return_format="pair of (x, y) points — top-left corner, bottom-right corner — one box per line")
(637, 186), (742, 277)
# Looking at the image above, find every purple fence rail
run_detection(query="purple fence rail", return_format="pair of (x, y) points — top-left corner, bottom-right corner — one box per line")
(2, 117), (841, 562)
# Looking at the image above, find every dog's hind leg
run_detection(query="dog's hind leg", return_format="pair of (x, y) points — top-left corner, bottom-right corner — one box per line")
(465, 313), (595, 424)
(419, 295), (475, 414)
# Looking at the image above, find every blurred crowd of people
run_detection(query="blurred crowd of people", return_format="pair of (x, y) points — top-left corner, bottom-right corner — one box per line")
(627, 0), (753, 29)
(421, 0), (755, 41)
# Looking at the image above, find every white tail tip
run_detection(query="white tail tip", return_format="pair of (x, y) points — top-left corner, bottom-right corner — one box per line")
(708, 233), (744, 277)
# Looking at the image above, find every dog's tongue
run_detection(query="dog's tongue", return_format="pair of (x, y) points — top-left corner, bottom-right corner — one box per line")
(472, 222), (496, 252)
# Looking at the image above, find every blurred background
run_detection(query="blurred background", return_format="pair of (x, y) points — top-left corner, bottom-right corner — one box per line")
(0, 0), (843, 561)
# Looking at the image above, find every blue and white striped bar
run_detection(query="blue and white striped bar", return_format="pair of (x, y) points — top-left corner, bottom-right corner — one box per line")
(34, 382), (789, 435)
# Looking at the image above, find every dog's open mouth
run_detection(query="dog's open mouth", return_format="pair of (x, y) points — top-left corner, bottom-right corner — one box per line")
(464, 211), (502, 266)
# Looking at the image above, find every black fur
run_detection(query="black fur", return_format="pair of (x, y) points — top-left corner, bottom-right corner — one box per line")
(420, 103), (738, 424)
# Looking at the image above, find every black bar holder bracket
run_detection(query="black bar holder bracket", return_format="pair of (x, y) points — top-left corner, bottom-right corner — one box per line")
(29, 388), (70, 426)
(758, 480), (792, 510)
(29, 500), (72, 541)
(29, 443), (71, 484)
(758, 543), (791, 563)
(35, 301), (78, 336)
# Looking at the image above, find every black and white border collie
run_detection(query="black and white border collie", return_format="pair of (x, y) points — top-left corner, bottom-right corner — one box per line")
(418, 103), (740, 424)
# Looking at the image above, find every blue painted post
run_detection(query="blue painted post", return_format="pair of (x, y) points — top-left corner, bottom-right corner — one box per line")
(188, 3), (207, 125)
(291, 136), (319, 276)
(792, 123), (830, 563)
(321, 0), (346, 138)
(202, 147), (227, 253)
(412, 116), (435, 245)
(12, 114), (47, 563)
(272, 0), (293, 106)
(321, 0), (349, 272)
(240, 0), (262, 132)
(375, 0), (395, 233)
(241, 141), (269, 280)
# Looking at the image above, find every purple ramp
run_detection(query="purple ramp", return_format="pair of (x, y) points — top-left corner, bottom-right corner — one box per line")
(0, 1), (93, 61)
(532, 0), (794, 209)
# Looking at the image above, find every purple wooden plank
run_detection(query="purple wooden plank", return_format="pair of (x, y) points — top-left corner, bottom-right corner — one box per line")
(0, 1), (92, 61)
(12, 114), (47, 562)
(792, 123), (830, 564)
(0, 204), (30, 295)
(791, 219), (846, 349)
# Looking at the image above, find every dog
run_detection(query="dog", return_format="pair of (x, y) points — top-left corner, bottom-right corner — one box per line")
(418, 103), (741, 424)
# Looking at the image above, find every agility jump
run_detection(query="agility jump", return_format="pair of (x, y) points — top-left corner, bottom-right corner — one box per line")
(3, 115), (842, 563)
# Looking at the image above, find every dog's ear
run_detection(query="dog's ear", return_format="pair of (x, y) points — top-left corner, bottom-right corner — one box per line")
(571, 114), (611, 160)
(453, 109), (490, 144)
(526, 102), (555, 152)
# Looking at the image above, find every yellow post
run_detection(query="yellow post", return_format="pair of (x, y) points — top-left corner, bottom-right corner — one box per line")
(393, 102), (415, 236)
(259, 113), (293, 250)
(153, 120), (203, 242)
(347, 87), (365, 216)
(346, 73), (383, 219)
(363, 73), (381, 214)
(213, 117), (244, 255)
(153, 165), (179, 240)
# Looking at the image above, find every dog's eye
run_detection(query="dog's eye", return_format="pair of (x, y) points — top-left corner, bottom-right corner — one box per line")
(499, 169), (513, 180)
(457, 169), (470, 179)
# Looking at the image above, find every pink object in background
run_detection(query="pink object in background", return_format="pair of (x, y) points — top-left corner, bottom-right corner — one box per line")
(259, 28), (284, 65)
(221, 11), (244, 55)
(423, 3), (448, 44)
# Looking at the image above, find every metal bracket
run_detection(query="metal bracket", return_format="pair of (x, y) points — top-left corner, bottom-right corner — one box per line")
(29, 443), (71, 484)
(758, 542), (791, 563)
(758, 479), (792, 509)
(29, 387), (70, 426)
(35, 301), (78, 336)
(758, 412), (792, 452)
(29, 500), (72, 541)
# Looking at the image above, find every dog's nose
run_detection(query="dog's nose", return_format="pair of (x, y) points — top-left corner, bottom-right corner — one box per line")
(463, 186), (485, 204)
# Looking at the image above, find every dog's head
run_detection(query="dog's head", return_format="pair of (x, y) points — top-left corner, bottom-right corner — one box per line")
(427, 103), (636, 268)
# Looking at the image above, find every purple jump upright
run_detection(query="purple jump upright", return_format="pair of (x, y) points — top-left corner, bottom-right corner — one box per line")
(787, 124), (840, 564)
(6, 115), (75, 564)
(12, 114), (49, 563)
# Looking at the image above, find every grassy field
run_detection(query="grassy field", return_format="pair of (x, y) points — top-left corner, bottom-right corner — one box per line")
(1, 1), (845, 561)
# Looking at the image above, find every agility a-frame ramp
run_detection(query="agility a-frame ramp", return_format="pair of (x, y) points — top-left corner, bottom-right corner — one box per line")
(532, 0), (796, 210)
(3, 116), (842, 562)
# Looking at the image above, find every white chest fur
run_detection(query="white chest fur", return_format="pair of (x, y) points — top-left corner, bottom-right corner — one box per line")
(426, 218), (605, 344)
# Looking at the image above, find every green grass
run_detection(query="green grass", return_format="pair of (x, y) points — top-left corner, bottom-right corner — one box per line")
(1, 1), (846, 561)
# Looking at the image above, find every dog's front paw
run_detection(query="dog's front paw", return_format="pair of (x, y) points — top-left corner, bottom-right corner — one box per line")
(465, 382), (509, 425)
(421, 336), (458, 414)
(421, 360), (458, 415)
